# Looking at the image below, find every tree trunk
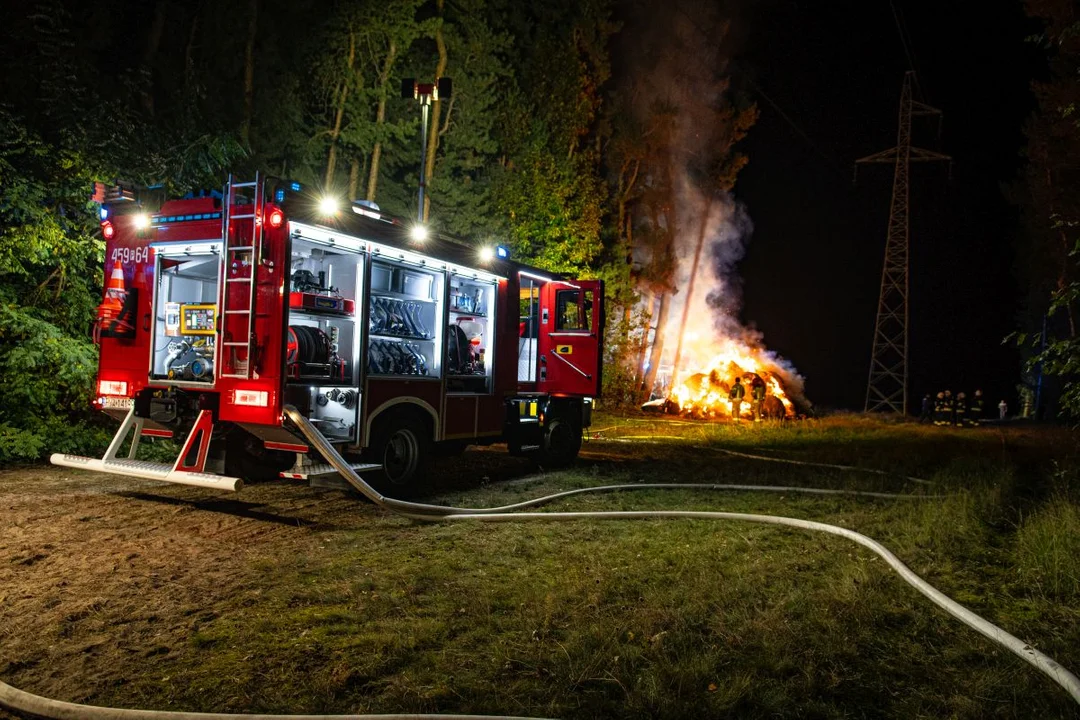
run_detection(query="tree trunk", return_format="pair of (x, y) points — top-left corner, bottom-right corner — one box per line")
(617, 157), (639, 266)
(621, 302), (634, 379)
(641, 291), (670, 401)
(366, 40), (397, 203)
(183, 10), (201, 92)
(670, 192), (714, 384)
(633, 291), (653, 391)
(325, 32), (356, 189)
(139, 1), (168, 116)
(349, 158), (360, 200)
(422, 1), (448, 223)
(240, 0), (259, 147)
(1044, 167), (1077, 338)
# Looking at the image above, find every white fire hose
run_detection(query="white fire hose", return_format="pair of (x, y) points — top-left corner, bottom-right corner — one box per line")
(1, 405), (1076, 720)
(285, 406), (1080, 707)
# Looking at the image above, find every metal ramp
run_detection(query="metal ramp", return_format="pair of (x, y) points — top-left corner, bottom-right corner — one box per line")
(50, 407), (242, 491)
(50, 455), (241, 491)
(281, 456), (382, 490)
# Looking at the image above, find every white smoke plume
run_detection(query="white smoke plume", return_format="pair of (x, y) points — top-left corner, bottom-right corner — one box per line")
(619, 0), (807, 412)
(660, 174), (808, 410)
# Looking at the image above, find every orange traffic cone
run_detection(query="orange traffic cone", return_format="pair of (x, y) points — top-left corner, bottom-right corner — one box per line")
(97, 260), (132, 334)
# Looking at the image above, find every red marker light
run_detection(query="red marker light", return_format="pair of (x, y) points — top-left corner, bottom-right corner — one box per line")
(101, 221), (115, 240)
(267, 208), (284, 228)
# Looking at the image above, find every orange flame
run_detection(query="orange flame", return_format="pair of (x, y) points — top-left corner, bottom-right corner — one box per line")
(667, 342), (795, 420)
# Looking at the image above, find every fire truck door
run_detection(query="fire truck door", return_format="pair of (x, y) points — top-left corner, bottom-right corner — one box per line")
(538, 280), (603, 397)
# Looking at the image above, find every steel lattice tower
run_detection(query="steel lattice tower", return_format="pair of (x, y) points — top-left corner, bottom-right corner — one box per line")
(856, 71), (950, 414)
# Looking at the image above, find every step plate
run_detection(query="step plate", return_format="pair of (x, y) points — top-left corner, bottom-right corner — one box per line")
(50, 454), (242, 491)
(280, 462), (382, 480)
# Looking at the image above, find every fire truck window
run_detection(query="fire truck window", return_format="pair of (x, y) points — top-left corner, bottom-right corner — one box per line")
(556, 290), (584, 331)
(518, 280), (540, 383)
(583, 290), (594, 332)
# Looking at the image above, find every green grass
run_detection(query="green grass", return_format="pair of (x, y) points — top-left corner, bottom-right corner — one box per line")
(93, 413), (1080, 718)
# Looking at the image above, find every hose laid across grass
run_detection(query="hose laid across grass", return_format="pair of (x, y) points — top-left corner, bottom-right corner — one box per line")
(1, 406), (1075, 720)
(591, 433), (935, 486)
(0, 685), (548, 720)
(287, 407), (1079, 707)
(702, 446), (935, 486)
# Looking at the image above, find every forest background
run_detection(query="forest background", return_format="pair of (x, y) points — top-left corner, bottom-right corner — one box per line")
(0, 0), (1074, 461)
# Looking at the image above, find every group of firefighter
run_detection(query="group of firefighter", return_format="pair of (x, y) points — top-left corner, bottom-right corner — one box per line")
(921, 389), (985, 427)
(726, 376), (769, 422)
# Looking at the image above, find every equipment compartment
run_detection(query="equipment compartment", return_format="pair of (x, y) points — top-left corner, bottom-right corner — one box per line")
(287, 240), (361, 385)
(368, 259), (443, 378)
(447, 273), (496, 393)
(150, 245), (222, 383)
(284, 383), (358, 443)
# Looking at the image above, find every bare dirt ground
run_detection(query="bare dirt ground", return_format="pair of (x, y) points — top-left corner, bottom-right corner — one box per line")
(0, 449), (546, 718)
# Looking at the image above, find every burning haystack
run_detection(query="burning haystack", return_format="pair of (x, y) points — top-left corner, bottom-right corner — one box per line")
(638, 184), (808, 421)
(643, 334), (805, 420)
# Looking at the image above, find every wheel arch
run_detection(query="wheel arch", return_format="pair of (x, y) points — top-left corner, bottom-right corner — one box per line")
(365, 397), (439, 447)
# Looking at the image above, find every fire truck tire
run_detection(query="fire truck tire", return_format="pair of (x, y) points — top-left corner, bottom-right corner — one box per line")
(533, 416), (582, 468)
(434, 440), (469, 457)
(224, 431), (295, 482)
(367, 414), (432, 495)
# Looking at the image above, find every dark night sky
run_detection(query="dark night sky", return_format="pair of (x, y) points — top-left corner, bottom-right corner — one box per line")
(732, 0), (1040, 411)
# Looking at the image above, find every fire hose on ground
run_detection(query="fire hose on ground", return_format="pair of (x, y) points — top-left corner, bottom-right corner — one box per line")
(1, 405), (1077, 720)
(592, 430), (935, 486)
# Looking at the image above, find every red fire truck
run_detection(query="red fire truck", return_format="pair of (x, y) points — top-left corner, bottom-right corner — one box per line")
(51, 175), (603, 494)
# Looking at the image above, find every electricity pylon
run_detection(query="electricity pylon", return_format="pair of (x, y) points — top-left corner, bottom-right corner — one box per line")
(856, 71), (950, 414)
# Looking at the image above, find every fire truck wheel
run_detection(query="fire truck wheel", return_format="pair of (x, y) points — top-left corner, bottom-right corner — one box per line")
(368, 415), (431, 495)
(534, 417), (582, 468)
(224, 432), (295, 482)
(434, 440), (469, 457)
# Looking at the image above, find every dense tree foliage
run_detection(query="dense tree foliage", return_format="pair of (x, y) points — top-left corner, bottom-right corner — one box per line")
(0, 0), (755, 460)
(1015, 0), (1080, 416)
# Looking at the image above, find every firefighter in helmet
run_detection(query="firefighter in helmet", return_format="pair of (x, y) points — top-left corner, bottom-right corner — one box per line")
(955, 392), (967, 428)
(729, 377), (746, 421)
(970, 389), (984, 427)
(751, 378), (766, 422)
(943, 390), (954, 426)
(933, 392), (945, 425)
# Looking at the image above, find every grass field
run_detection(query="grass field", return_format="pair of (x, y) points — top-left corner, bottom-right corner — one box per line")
(3, 412), (1080, 718)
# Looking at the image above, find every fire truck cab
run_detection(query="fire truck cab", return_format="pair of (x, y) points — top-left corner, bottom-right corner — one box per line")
(51, 176), (603, 494)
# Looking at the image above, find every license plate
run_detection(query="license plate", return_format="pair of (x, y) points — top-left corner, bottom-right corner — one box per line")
(102, 396), (134, 409)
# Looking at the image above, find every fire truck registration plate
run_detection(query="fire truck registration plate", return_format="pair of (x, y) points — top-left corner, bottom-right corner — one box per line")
(102, 397), (134, 409)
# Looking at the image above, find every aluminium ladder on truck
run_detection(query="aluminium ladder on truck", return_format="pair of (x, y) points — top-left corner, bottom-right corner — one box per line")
(219, 173), (263, 379)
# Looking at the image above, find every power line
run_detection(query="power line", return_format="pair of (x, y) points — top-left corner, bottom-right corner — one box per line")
(741, 73), (850, 177)
(889, 0), (925, 101)
(666, 1), (849, 178)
